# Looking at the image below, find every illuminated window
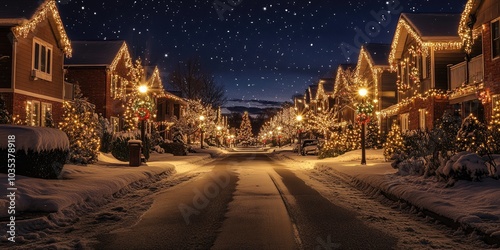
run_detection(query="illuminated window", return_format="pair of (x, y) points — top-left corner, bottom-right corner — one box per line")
(419, 109), (426, 130)
(26, 100), (40, 126)
(41, 103), (52, 127)
(400, 113), (409, 132)
(110, 116), (119, 133)
(32, 37), (53, 81)
(492, 19), (500, 58)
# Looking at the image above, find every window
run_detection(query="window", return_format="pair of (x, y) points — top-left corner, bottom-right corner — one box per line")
(110, 117), (119, 133)
(41, 103), (52, 127)
(400, 113), (409, 132)
(419, 109), (426, 130)
(26, 101), (40, 126)
(32, 38), (53, 81)
(110, 75), (116, 98)
(492, 19), (500, 59)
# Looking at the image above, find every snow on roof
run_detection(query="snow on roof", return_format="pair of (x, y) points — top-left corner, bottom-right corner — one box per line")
(364, 43), (391, 66)
(402, 13), (461, 39)
(0, 125), (69, 153)
(65, 41), (125, 66)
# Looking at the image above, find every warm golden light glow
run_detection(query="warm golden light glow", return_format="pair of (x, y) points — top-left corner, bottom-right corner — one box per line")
(138, 85), (148, 94)
(296, 115), (303, 122)
(358, 88), (368, 97)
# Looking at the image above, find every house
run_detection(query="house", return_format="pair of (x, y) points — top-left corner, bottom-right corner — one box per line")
(333, 64), (357, 125)
(453, 0), (500, 122)
(306, 84), (319, 113)
(384, 13), (464, 131)
(145, 66), (187, 139)
(64, 40), (134, 132)
(0, 0), (72, 126)
(355, 43), (397, 134)
(314, 78), (335, 112)
(292, 93), (306, 113)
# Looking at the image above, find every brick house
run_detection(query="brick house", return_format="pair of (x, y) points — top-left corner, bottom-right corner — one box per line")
(454, 0), (500, 122)
(64, 40), (134, 132)
(355, 43), (398, 134)
(385, 13), (464, 131)
(0, 0), (72, 126)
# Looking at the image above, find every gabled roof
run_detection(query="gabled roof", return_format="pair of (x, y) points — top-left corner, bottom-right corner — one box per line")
(65, 41), (126, 67)
(459, 0), (484, 54)
(308, 85), (318, 101)
(403, 13), (461, 39)
(389, 13), (462, 67)
(363, 43), (391, 66)
(1, 0), (72, 57)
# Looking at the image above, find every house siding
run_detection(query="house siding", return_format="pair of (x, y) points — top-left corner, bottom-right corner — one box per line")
(0, 27), (12, 89)
(12, 93), (63, 125)
(483, 16), (500, 120)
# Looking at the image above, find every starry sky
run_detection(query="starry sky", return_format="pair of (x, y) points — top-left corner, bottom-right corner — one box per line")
(57, 0), (467, 103)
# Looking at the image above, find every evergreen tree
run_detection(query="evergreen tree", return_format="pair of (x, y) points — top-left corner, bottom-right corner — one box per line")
(237, 111), (253, 142)
(456, 114), (488, 154)
(45, 109), (54, 128)
(488, 100), (500, 154)
(59, 84), (100, 164)
(0, 94), (11, 124)
(383, 122), (404, 161)
(366, 117), (382, 149)
(345, 123), (360, 151)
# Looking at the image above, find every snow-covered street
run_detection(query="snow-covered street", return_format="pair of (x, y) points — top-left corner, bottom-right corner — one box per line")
(1, 148), (498, 249)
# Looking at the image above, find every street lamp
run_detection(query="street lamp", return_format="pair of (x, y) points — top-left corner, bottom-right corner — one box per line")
(217, 125), (222, 147)
(277, 126), (282, 148)
(199, 115), (205, 149)
(358, 88), (368, 165)
(296, 115), (303, 155)
(138, 85), (149, 158)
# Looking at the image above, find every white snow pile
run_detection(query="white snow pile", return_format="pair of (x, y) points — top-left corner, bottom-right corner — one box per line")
(0, 125), (69, 152)
(437, 152), (500, 181)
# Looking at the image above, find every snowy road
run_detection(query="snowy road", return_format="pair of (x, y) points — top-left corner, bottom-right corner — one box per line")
(96, 153), (398, 249)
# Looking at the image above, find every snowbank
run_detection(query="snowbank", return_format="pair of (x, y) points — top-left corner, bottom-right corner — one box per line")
(0, 125), (69, 152)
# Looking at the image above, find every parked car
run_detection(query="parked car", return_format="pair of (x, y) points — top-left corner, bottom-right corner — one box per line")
(301, 139), (319, 155)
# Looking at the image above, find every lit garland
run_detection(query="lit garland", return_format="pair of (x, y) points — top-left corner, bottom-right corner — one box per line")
(380, 89), (448, 117)
(396, 45), (422, 93)
(449, 82), (483, 100)
(110, 42), (133, 72)
(355, 46), (382, 108)
(458, 0), (479, 54)
(389, 16), (462, 69)
(12, 0), (72, 57)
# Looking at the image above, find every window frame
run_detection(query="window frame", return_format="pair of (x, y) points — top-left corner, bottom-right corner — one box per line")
(41, 102), (52, 127)
(419, 109), (426, 130)
(32, 37), (53, 81)
(492, 18), (500, 59)
(110, 116), (119, 133)
(400, 113), (409, 132)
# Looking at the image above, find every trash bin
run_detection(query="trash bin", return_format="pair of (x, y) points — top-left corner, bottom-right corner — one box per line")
(128, 140), (142, 167)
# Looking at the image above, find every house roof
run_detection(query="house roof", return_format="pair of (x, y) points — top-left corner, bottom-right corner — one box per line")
(0, 0), (72, 57)
(459, 0), (484, 53)
(65, 41), (126, 66)
(403, 13), (461, 39)
(0, 0), (40, 19)
(363, 43), (391, 66)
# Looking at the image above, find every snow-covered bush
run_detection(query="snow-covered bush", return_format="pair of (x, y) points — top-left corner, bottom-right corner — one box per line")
(161, 142), (188, 156)
(153, 145), (165, 154)
(437, 152), (489, 181)
(0, 94), (11, 124)
(456, 114), (488, 155)
(97, 116), (113, 153)
(0, 125), (69, 179)
(395, 157), (426, 176)
(319, 130), (347, 159)
(111, 131), (152, 161)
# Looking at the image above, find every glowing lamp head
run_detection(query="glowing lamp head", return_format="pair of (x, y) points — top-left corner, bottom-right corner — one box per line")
(358, 88), (368, 97)
(199, 115), (205, 121)
(296, 115), (303, 122)
(217, 126), (222, 131)
(138, 85), (148, 94)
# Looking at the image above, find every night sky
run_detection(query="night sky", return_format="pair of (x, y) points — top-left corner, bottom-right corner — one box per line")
(58, 0), (466, 103)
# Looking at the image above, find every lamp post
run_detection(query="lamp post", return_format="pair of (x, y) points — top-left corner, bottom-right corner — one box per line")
(199, 115), (205, 149)
(138, 85), (149, 157)
(358, 88), (368, 165)
(296, 115), (303, 155)
(216, 125), (222, 147)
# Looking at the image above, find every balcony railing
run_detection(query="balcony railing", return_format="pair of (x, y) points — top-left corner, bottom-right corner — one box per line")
(450, 54), (483, 91)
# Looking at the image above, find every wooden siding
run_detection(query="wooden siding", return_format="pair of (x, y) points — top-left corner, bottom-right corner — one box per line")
(0, 27), (13, 88)
(14, 18), (65, 100)
(434, 50), (464, 90)
(65, 67), (108, 116)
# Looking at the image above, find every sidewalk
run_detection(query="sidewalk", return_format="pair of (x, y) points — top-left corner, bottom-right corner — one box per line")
(0, 148), (224, 218)
(276, 148), (500, 245)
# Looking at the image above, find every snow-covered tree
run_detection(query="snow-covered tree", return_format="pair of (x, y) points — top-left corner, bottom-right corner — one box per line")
(172, 99), (216, 143)
(238, 111), (253, 142)
(383, 122), (404, 161)
(0, 94), (11, 124)
(59, 84), (100, 164)
(456, 114), (488, 155)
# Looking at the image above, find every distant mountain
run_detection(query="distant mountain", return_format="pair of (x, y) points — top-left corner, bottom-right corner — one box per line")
(222, 99), (285, 117)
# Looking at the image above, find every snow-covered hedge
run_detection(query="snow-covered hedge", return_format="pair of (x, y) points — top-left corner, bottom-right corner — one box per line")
(160, 142), (187, 156)
(437, 152), (499, 181)
(0, 125), (69, 179)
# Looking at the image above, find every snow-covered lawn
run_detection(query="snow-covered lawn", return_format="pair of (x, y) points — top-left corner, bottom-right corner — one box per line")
(0, 148), (222, 222)
(277, 148), (500, 242)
